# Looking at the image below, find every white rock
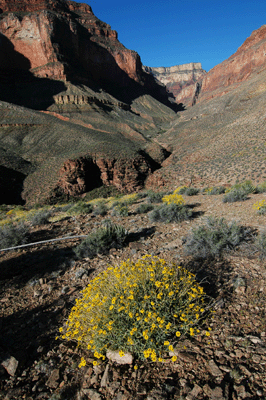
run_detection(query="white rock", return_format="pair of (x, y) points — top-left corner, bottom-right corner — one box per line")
(106, 350), (133, 365)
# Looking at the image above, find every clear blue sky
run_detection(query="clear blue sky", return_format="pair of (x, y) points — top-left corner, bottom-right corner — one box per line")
(83, 0), (266, 72)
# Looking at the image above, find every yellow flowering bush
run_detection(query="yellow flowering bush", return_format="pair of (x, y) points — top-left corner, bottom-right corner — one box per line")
(253, 200), (266, 214)
(162, 193), (185, 206)
(59, 255), (211, 366)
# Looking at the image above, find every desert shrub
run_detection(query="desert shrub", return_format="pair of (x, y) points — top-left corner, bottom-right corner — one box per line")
(183, 216), (251, 258)
(111, 203), (129, 217)
(93, 201), (108, 216)
(147, 191), (167, 203)
(30, 209), (52, 226)
(0, 222), (29, 249)
(67, 202), (93, 215)
(222, 188), (248, 203)
(162, 193), (185, 206)
(256, 181), (266, 193)
(203, 186), (226, 195)
(174, 186), (188, 195)
(83, 186), (121, 201)
(59, 255), (212, 366)
(148, 203), (192, 223)
(136, 203), (154, 214)
(253, 200), (266, 215)
(120, 193), (139, 205)
(255, 230), (266, 260)
(223, 180), (255, 203)
(74, 220), (127, 258)
(183, 187), (199, 196)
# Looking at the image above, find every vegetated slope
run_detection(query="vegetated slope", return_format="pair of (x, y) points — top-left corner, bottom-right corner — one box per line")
(0, 0), (177, 205)
(146, 36), (266, 190)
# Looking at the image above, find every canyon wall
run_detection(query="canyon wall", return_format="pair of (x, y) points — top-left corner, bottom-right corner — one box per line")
(144, 63), (206, 106)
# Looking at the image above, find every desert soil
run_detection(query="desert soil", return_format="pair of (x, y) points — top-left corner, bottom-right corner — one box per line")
(0, 192), (266, 400)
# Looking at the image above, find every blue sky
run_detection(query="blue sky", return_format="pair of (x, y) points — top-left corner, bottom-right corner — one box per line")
(84, 0), (266, 72)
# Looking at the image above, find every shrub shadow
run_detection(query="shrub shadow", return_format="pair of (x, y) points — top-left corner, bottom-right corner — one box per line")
(126, 226), (156, 243)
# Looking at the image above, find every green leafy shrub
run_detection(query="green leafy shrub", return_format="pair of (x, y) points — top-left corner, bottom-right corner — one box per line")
(30, 209), (52, 226)
(203, 186), (226, 195)
(183, 216), (251, 258)
(93, 201), (108, 216)
(148, 203), (192, 223)
(174, 186), (188, 195)
(59, 255), (211, 366)
(67, 202), (93, 215)
(74, 220), (127, 258)
(0, 222), (29, 249)
(136, 203), (154, 214)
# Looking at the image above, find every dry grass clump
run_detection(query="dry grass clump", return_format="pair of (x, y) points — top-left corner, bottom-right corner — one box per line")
(59, 255), (212, 366)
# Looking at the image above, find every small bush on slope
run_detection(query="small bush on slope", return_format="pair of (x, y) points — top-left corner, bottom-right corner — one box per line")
(67, 202), (93, 215)
(30, 209), (53, 226)
(183, 216), (252, 258)
(0, 222), (29, 249)
(59, 255), (212, 366)
(74, 220), (127, 259)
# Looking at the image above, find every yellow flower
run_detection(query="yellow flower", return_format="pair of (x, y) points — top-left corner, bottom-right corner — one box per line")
(119, 350), (125, 357)
(78, 357), (86, 368)
(171, 355), (177, 362)
(176, 331), (181, 337)
(169, 345), (174, 351)
(164, 341), (170, 346)
(205, 331), (210, 337)
(134, 365), (138, 370)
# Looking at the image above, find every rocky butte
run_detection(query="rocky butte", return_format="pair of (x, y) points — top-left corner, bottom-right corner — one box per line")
(144, 63), (206, 106)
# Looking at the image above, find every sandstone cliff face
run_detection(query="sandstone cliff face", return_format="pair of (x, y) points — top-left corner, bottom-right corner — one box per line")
(144, 63), (206, 105)
(197, 25), (266, 103)
(0, 0), (148, 89)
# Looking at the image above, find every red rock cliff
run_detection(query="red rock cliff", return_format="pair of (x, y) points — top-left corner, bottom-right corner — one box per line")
(197, 25), (266, 103)
(0, 0), (145, 87)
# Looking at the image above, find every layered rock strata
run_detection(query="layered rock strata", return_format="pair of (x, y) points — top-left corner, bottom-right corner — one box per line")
(196, 25), (266, 103)
(144, 63), (206, 105)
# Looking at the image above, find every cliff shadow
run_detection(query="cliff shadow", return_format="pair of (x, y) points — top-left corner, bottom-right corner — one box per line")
(0, 165), (26, 205)
(0, 33), (67, 110)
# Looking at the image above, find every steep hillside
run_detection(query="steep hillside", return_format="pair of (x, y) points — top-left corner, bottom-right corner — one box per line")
(0, 0), (177, 205)
(146, 62), (266, 190)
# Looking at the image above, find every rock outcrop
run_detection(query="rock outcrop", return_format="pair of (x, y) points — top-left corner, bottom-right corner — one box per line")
(51, 154), (153, 201)
(196, 25), (266, 103)
(144, 63), (206, 106)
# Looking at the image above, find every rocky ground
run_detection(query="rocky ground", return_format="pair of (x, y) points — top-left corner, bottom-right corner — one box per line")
(0, 192), (266, 400)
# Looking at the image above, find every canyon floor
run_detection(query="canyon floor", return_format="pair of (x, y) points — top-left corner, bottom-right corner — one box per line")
(0, 191), (266, 400)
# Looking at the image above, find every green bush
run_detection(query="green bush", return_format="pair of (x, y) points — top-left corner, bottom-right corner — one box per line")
(93, 201), (108, 216)
(148, 203), (192, 223)
(223, 180), (255, 203)
(203, 186), (226, 195)
(74, 220), (127, 258)
(67, 202), (93, 215)
(136, 203), (154, 214)
(183, 216), (251, 258)
(255, 230), (266, 260)
(183, 187), (199, 196)
(256, 181), (266, 193)
(59, 255), (211, 366)
(222, 188), (248, 203)
(111, 203), (129, 217)
(147, 191), (167, 203)
(0, 222), (29, 249)
(30, 210), (52, 226)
